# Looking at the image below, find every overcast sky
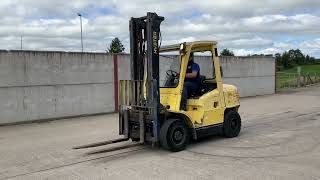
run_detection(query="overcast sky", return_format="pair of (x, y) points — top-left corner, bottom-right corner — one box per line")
(0, 0), (319, 57)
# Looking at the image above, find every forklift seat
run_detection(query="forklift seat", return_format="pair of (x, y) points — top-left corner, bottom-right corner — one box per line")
(190, 75), (206, 98)
(199, 75), (206, 84)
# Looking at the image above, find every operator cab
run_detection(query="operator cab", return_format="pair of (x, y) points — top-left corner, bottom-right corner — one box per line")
(189, 51), (218, 99)
(159, 48), (219, 99)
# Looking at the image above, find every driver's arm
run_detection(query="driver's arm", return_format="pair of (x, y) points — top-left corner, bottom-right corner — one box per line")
(186, 71), (198, 78)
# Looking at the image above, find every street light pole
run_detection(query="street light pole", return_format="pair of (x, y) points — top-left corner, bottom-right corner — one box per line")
(77, 13), (83, 53)
(20, 36), (22, 50)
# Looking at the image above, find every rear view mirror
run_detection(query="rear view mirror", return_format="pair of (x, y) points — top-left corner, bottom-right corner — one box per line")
(179, 42), (186, 55)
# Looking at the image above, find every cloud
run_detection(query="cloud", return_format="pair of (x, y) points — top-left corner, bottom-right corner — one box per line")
(274, 42), (293, 50)
(222, 37), (273, 49)
(300, 39), (320, 57)
(0, 0), (318, 57)
(242, 14), (320, 34)
(301, 39), (320, 50)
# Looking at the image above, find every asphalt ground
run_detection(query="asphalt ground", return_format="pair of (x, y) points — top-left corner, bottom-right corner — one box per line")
(0, 85), (320, 180)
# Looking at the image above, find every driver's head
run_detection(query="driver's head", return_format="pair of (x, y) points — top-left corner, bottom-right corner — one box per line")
(188, 52), (194, 65)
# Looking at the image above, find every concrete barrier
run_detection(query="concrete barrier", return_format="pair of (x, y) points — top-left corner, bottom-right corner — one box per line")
(220, 56), (275, 97)
(0, 51), (114, 124)
(0, 50), (275, 125)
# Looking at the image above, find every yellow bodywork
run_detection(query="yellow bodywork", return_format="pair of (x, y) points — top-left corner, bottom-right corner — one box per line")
(159, 41), (240, 128)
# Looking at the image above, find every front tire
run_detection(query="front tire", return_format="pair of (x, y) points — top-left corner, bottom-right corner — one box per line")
(160, 119), (189, 152)
(223, 110), (241, 138)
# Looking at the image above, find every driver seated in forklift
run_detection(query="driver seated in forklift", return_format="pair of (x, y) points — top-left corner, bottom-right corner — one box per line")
(181, 52), (200, 110)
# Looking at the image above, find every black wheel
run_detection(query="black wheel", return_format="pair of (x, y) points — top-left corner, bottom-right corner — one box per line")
(160, 119), (189, 152)
(223, 110), (241, 138)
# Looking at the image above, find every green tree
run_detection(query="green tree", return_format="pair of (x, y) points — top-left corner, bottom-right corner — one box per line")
(220, 48), (234, 56)
(275, 53), (282, 66)
(288, 49), (304, 65)
(107, 37), (125, 53)
(275, 48), (319, 70)
(281, 51), (294, 68)
(305, 55), (310, 64)
(310, 57), (316, 64)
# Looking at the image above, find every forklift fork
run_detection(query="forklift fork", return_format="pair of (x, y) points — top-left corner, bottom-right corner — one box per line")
(72, 137), (130, 149)
(73, 109), (145, 153)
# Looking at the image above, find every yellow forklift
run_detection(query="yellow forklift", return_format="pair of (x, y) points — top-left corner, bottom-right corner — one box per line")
(74, 12), (241, 152)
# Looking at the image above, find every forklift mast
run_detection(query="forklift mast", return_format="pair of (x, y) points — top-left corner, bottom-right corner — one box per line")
(129, 12), (164, 142)
(73, 13), (166, 151)
(130, 12), (164, 82)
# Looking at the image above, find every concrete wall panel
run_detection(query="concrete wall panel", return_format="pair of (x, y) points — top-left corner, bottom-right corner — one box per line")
(223, 76), (275, 97)
(220, 56), (275, 97)
(0, 87), (24, 123)
(0, 84), (114, 124)
(54, 83), (114, 118)
(0, 51), (25, 87)
(220, 56), (275, 77)
(0, 51), (115, 125)
(117, 54), (131, 80)
(0, 51), (275, 124)
(26, 52), (113, 85)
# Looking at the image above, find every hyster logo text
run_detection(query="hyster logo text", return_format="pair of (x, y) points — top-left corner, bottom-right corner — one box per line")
(153, 31), (158, 54)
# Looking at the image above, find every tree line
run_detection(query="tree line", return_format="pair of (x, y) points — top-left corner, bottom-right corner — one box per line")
(106, 38), (319, 70)
(275, 49), (317, 69)
(220, 48), (318, 70)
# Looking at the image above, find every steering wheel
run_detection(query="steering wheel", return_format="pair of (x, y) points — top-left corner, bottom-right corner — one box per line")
(166, 70), (179, 78)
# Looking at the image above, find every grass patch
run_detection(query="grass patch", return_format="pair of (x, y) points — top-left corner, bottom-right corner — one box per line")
(276, 65), (320, 90)
(278, 64), (320, 74)
(276, 73), (298, 89)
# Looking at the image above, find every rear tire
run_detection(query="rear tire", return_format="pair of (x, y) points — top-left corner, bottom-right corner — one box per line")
(160, 119), (189, 152)
(223, 110), (241, 138)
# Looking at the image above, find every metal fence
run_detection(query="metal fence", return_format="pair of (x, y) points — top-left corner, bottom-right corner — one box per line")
(276, 72), (320, 90)
(301, 72), (320, 86)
